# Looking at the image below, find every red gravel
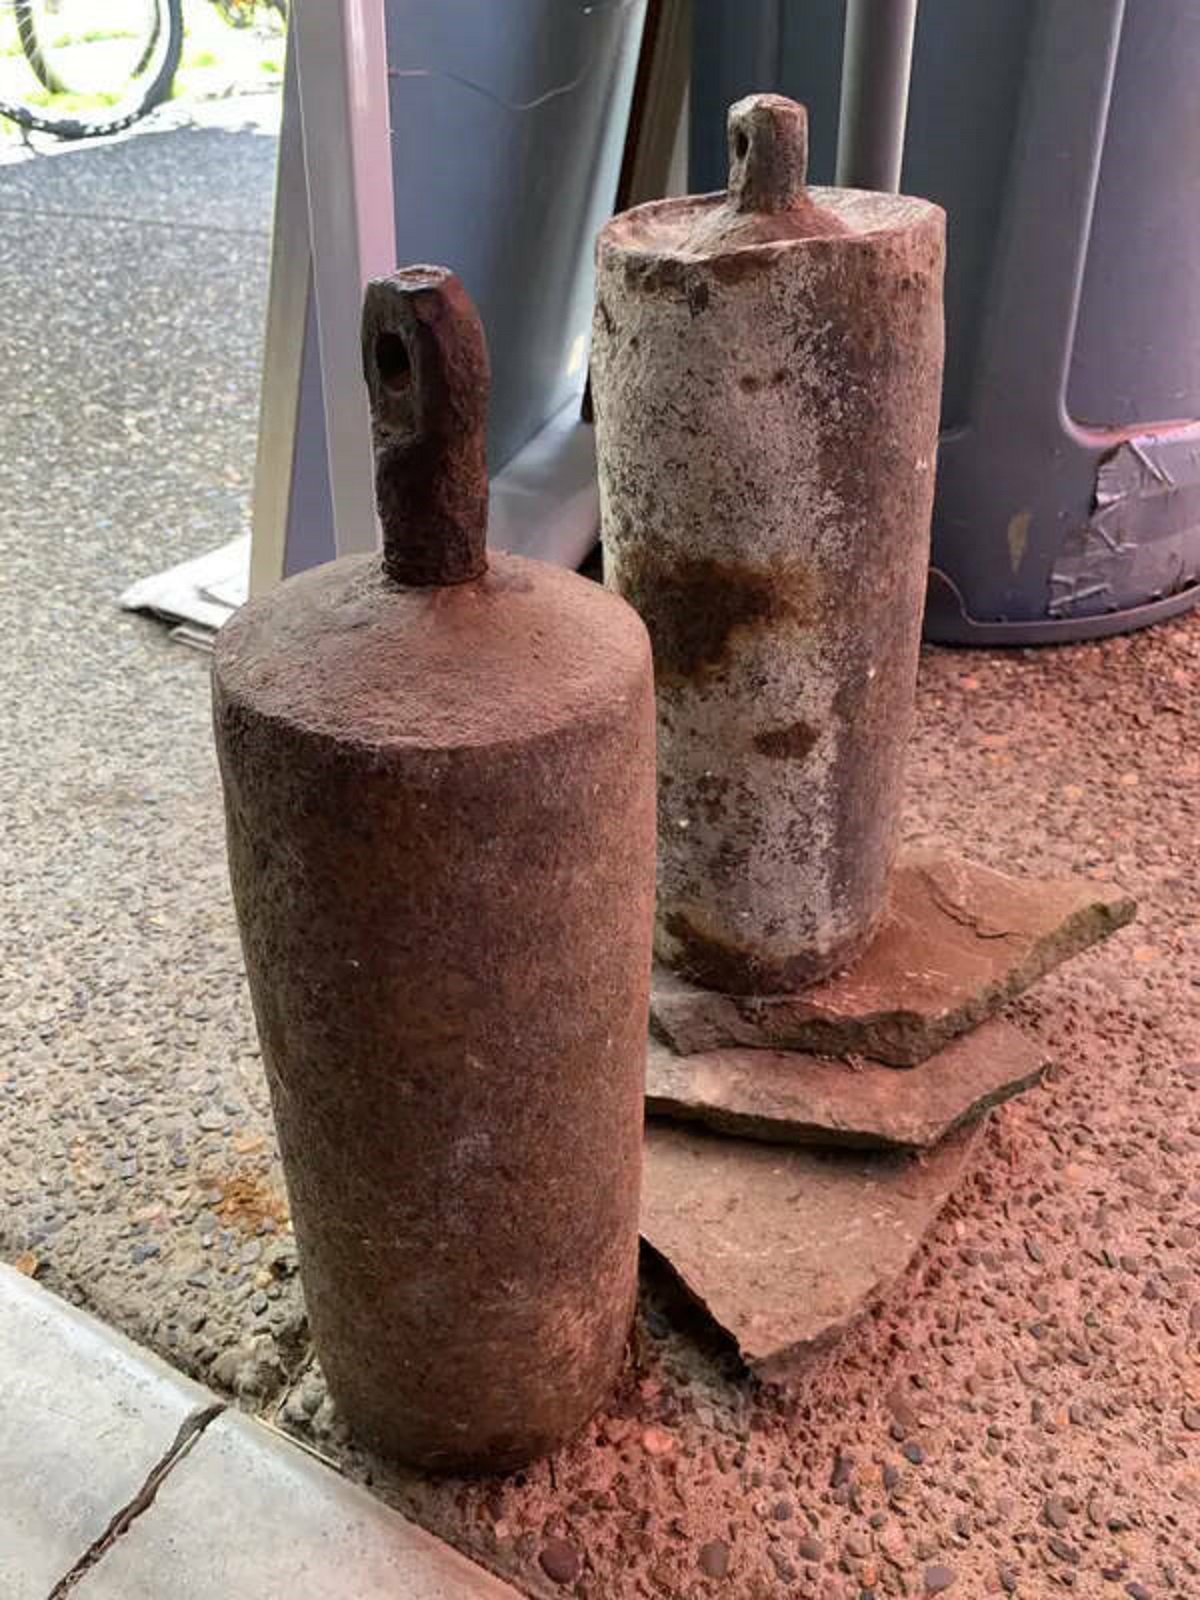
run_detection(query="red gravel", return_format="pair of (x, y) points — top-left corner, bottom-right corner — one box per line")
(350, 618), (1199, 1600)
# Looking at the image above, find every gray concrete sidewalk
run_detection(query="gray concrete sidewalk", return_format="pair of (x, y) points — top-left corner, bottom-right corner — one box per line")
(1, 1263), (517, 1599)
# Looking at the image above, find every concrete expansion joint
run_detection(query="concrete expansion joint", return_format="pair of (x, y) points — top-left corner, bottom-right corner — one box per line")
(46, 1401), (226, 1598)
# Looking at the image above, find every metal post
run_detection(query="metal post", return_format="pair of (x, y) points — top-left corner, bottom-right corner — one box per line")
(291, 0), (395, 558)
(835, 0), (919, 192)
(249, 35), (309, 595)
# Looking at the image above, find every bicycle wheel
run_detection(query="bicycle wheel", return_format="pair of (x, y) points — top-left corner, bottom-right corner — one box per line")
(2, 0), (182, 140)
(15, 0), (69, 94)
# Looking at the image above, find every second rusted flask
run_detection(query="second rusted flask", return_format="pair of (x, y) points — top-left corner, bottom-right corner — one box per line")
(592, 94), (945, 995)
(212, 268), (656, 1471)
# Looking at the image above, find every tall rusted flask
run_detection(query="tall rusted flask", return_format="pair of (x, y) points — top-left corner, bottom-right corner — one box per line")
(212, 267), (656, 1472)
(591, 94), (944, 995)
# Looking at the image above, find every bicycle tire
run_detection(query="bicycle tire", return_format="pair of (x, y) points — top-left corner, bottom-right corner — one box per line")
(14, 0), (69, 95)
(1, 0), (183, 141)
(15, 0), (167, 93)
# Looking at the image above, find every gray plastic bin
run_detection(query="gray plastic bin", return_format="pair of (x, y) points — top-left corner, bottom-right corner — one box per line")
(691, 0), (1200, 643)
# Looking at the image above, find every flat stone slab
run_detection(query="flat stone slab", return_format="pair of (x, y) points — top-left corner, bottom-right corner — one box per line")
(74, 1408), (520, 1600)
(0, 1262), (214, 1600)
(645, 1018), (1046, 1152)
(651, 847), (1134, 1065)
(640, 1119), (984, 1382)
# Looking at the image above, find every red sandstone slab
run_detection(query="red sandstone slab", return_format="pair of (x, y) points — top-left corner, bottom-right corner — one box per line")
(650, 848), (1134, 1065)
(645, 1019), (1046, 1152)
(640, 1120), (984, 1381)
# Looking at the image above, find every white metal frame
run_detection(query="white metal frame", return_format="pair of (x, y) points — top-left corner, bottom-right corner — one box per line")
(251, 0), (654, 594)
(251, 0), (394, 592)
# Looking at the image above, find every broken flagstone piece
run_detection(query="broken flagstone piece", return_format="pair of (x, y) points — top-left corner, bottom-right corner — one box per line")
(645, 1019), (1047, 1152)
(640, 1119), (984, 1381)
(650, 848), (1134, 1065)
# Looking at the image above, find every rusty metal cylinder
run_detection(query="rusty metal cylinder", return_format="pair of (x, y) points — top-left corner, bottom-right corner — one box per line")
(591, 94), (944, 995)
(212, 268), (656, 1472)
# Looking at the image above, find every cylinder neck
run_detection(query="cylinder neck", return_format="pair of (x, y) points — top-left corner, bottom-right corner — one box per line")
(361, 267), (490, 588)
(671, 95), (847, 256)
(727, 94), (810, 214)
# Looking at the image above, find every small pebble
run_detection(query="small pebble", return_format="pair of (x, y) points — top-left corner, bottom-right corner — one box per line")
(538, 1538), (581, 1586)
(1044, 1496), (1070, 1529)
(641, 1426), (675, 1456)
(767, 1548), (796, 1582)
(1048, 1536), (1079, 1564)
(924, 1566), (955, 1594)
(697, 1540), (730, 1579)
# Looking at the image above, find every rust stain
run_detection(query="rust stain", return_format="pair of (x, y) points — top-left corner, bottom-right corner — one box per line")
(754, 720), (819, 760)
(620, 246), (784, 301)
(621, 256), (713, 314)
(686, 279), (710, 315)
(692, 770), (732, 826)
(709, 246), (792, 286)
(623, 255), (684, 296)
(737, 367), (788, 393)
(663, 910), (766, 995)
(662, 909), (835, 996)
(618, 551), (815, 685)
(1006, 510), (1032, 574)
(213, 1169), (289, 1233)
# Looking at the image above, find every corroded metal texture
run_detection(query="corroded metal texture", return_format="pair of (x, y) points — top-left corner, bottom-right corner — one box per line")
(212, 268), (656, 1472)
(592, 95), (945, 994)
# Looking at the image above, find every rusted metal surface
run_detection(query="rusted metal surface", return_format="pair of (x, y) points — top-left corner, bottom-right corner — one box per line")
(212, 268), (656, 1473)
(592, 95), (945, 994)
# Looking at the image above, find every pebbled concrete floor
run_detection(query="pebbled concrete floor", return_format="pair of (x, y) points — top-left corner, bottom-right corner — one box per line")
(0, 115), (305, 1389)
(4, 107), (1200, 1600)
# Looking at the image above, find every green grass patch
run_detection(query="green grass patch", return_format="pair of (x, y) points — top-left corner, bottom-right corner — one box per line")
(49, 29), (141, 48)
(21, 86), (121, 110)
